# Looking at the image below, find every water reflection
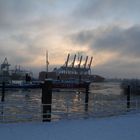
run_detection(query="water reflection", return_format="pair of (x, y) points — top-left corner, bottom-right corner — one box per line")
(1, 81), (138, 122)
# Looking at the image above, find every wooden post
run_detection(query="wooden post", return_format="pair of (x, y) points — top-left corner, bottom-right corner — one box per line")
(85, 82), (89, 112)
(127, 85), (131, 110)
(42, 79), (52, 122)
(1, 82), (5, 102)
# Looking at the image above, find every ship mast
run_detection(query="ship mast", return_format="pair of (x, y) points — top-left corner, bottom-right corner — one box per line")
(46, 50), (49, 73)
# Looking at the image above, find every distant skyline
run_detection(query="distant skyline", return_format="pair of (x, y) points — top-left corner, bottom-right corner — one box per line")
(0, 0), (140, 78)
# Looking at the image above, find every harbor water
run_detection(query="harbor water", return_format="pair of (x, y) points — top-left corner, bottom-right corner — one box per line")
(0, 81), (139, 122)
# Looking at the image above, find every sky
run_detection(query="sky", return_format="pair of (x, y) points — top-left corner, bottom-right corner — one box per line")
(0, 0), (140, 78)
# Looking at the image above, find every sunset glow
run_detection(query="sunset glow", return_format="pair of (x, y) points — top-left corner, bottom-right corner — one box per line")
(0, 0), (140, 78)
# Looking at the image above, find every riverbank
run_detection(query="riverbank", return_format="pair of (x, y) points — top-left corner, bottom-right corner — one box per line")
(0, 113), (140, 140)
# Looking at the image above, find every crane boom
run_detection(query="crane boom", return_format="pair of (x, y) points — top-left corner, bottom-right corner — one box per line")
(78, 56), (83, 68)
(88, 56), (93, 69)
(72, 54), (76, 68)
(84, 56), (88, 68)
(65, 53), (70, 67)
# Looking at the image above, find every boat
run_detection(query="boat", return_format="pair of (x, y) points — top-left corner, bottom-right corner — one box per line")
(52, 79), (90, 89)
(0, 57), (41, 89)
(0, 53), (104, 89)
(0, 58), (33, 82)
(0, 82), (40, 89)
(39, 53), (105, 83)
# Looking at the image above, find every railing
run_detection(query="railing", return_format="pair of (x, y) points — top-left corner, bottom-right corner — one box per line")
(0, 99), (140, 123)
(0, 80), (140, 123)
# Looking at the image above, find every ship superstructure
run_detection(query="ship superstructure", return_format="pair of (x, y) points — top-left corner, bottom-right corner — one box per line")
(0, 58), (32, 83)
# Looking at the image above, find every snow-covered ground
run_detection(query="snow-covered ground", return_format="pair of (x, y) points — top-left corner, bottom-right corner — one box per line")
(0, 113), (140, 140)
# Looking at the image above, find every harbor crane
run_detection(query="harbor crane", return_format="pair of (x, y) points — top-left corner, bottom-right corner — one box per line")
(56, 53), (93, 75)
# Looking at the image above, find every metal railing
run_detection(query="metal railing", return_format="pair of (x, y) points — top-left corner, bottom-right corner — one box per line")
(0, 99), (140, 123)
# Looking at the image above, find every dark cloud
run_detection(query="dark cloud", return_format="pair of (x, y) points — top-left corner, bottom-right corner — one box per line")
(73, 0), (140, 21)
(0, 0), (55, 31)
(0, 0), (35, 26)
(94, 58), (140, 78)
(69, 25), (140, 78)
(70, 25), (140, 57)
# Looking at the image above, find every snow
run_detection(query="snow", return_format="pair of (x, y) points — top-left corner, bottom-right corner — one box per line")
(0, 113), (140, 140)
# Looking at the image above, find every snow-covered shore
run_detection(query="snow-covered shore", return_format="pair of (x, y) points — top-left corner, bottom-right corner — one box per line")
(0, 113), (140, 140)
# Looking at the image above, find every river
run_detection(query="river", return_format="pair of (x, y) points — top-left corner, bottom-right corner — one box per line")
(0, 81), (139, 122)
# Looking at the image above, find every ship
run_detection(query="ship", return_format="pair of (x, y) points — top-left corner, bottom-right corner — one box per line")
(39, 53), (105, 83)
(0, 57), (33, 83)
(0, 53), (104, 89)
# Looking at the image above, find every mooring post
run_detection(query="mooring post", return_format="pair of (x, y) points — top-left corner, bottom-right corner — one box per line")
(127, 85), (131, 110)
(85, 82), (89, 112)
(1, 82), (5, 102)
(42, 79), (52, 122)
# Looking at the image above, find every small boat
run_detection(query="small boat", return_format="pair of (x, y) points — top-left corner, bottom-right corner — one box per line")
(52, 79), (90, 89)
(0, 82), (41, 89)
(0, 80), (90, 89)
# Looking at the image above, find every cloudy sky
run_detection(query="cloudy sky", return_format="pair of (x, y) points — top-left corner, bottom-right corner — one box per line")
(0, 0), (140, 78)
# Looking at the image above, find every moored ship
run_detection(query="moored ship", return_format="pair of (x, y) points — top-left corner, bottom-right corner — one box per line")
(0, 58), (32, 83)
(39, 53), (105, 83)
